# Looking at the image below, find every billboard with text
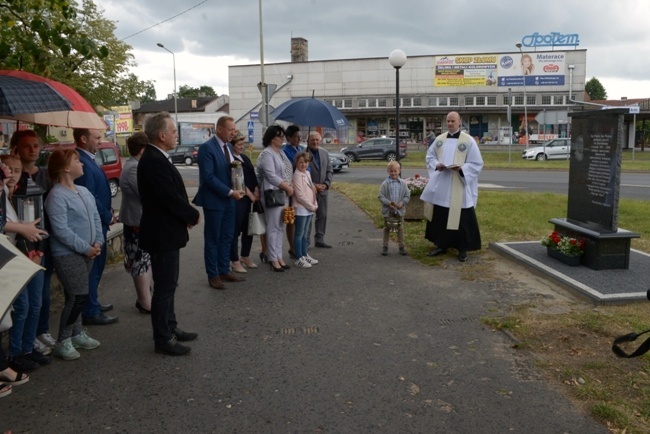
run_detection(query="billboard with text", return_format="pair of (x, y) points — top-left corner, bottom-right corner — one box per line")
(434, 52), (566, 88)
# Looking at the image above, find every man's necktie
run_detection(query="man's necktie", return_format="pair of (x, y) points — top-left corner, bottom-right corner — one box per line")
(223, 143), (232, 163)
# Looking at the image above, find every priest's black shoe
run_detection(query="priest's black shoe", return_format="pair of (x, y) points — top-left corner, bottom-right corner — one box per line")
(99, 303), (113, 313)
(315, 241), (332, 248)
(173, 328), (198, 342)
(458, 251), (468, 262)
(155, 337), (191, 356)
(82, 313), (118, 326)
(427, 247), (447, 257)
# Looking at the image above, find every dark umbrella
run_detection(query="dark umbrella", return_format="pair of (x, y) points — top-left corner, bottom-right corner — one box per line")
(271, 97), (350, 129)
(0, 75), (72, 116)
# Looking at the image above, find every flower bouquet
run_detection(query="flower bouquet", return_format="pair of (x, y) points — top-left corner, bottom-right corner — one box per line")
(403, 174), (428, 196)
(541, 231), (585, 262)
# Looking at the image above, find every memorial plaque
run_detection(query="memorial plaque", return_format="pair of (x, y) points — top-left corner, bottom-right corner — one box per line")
(567, 109), (625, 232)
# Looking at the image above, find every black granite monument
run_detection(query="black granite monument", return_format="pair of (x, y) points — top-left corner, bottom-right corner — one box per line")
(550, 108), (638, 270)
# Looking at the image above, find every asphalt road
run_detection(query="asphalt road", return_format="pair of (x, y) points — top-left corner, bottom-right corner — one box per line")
(165, 164), (650, 200)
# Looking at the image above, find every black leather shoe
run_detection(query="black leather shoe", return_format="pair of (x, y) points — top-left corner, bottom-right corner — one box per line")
(30, 351), (52, 365)
(458, 251), (468, 262)
(99, 304), (113, 313)
(315, 241), (332, 248)
(82, 313), (119, 326)
(173, 328), (198, 342)
(427, 247), (447, 257)
(8, 355), (39, 373)
(155, 337), (190, 356)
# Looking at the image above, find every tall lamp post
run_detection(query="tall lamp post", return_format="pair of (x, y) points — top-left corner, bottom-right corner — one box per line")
(157, 43), (178, 125)
(515, 43), (528, 146)
(389, 49), (407, 163)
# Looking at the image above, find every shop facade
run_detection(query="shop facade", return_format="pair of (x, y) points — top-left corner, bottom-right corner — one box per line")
(228, 49), (587, 146)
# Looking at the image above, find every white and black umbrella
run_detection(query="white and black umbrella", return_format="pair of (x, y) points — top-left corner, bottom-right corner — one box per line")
(0, 234), (42, 320)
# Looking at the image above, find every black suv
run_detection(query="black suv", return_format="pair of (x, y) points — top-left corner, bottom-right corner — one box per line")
(168, 145), (199, 166)
(340, 138), (407, 162)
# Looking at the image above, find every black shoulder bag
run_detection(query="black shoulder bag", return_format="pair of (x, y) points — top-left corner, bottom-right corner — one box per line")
(611, 289), (650, 358)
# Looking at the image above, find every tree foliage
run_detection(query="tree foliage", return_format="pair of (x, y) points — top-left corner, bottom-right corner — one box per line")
(585, 77), (607, 100)
(178, 84), (217, 98)
(0, 0), (152, 109)
(0, 0), (108, 73)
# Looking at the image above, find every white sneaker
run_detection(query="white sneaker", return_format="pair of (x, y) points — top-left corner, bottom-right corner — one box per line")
(33, 338), (52, 355)
(304, 254), (319, 265)
(71, 330), (100, 350)
(294, 257), (312, 268)
(38, 333), (56, 348)
(54, 338), (80, 361)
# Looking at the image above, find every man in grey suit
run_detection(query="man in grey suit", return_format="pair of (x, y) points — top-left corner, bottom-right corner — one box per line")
(306, 132), (333, 248)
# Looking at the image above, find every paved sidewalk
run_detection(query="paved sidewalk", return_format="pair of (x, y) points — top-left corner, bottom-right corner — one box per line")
(0, 191), (606, 433)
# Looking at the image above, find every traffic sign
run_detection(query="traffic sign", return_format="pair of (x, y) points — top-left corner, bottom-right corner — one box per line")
(247, 121), (254, 129)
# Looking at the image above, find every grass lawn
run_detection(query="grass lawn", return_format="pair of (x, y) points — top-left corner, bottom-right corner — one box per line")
(334, 182), (650, 434)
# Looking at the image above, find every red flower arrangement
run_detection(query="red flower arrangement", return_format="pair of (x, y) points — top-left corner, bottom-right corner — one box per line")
(541, 231), (585, 257)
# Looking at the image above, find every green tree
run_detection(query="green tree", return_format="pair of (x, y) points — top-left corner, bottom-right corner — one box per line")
(138, 81), (157, 103)
(0, 0), (153, 108)
(585, 77), (607, 100)
(0, 0), (108, 76)
(178, 84), (217, 98)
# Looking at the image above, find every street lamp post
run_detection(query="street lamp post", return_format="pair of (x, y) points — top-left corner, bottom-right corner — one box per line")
(157, 43), (178, 125)
(516, 43), (528, 147)
(389, 49), (407, 163)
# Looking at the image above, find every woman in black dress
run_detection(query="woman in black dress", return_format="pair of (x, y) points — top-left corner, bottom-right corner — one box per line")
(230, 133), (260, 273)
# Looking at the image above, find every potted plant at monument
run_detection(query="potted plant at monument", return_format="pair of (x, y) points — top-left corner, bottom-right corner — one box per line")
(541, 231), (585, 266)
(403, 174), (428, 220)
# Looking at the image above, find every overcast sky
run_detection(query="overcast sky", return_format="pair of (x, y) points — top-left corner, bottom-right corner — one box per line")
(95, 0), (650, 101)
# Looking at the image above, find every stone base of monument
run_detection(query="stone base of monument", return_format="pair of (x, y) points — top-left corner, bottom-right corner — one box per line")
(550, 218), (639, 270)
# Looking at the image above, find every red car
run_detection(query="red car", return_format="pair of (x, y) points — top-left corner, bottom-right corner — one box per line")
(39, 141), (123, 197)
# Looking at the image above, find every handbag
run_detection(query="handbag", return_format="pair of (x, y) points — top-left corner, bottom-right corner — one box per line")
(248, 203), (266, 236)
(264, 189), (285, 208)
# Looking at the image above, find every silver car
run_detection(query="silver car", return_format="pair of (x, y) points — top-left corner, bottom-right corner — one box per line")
(522, 138), (571, 161)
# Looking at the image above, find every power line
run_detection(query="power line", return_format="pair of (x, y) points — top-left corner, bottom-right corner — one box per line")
(121, 0), (208, 41)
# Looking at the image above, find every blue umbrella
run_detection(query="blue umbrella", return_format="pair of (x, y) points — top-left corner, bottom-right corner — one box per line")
(0, 75), (72, 116)
(271, 97), (350, 129)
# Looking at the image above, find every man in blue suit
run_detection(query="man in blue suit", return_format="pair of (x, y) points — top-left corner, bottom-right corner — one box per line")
(73, 128), (118, 325)
(193, 116), (245, 290)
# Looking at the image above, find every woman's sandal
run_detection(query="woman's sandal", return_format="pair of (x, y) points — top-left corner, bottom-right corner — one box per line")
(0, 370), (29, 386)
(0, 383), (12, 398)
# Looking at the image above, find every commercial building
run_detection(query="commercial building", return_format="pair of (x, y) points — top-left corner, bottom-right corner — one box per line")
(229, 37), (591, 147)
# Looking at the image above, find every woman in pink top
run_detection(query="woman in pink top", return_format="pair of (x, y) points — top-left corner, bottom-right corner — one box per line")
(291, 152), (319, 268)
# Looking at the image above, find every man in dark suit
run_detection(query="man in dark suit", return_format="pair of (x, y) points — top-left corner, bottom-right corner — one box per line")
(138, 112), (201, 356)
(306, 132), (334, 248)
(193, 116), (244, 290)
(73, 128), (118, 325)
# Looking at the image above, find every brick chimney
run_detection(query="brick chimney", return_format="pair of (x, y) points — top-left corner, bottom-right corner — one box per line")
(291, 37), (308, 62)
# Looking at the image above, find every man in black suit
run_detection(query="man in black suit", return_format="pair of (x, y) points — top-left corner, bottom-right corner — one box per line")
(138, 112), (201, 356)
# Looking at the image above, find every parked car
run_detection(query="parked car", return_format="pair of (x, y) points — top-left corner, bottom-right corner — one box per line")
(340, 137), (407, 162)
(328, 151), (349, 172)
(38, 141), (123, 197)
(168, 145), (199, 166)
(521, 138), (571, 161)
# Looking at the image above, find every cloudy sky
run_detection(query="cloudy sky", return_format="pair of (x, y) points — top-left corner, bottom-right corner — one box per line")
(95, 0), (650, 101)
